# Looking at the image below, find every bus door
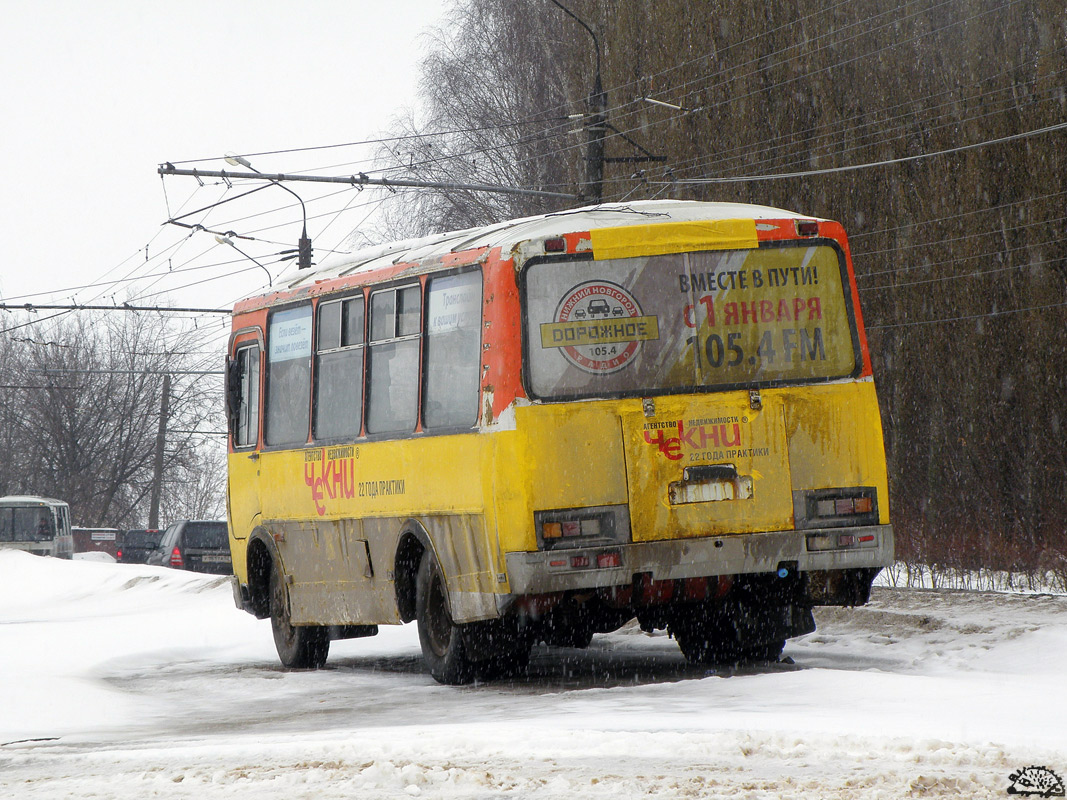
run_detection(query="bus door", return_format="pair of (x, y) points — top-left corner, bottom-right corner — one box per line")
(227, 328), (264, 539)
(620, 392), (794, 542)
(619, 241), (861, 543)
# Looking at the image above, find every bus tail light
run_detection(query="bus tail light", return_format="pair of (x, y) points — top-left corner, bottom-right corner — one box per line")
(169, 547), (184, 568)
(596, 551), (621, 569)
(543, 523), (563, 540)
(816, 496), (875, 517)
(548, 550), (622, 570)
(795, 488), (878, 529)
(795, 219), (820, 236)
(806, 532), (879, 552)
(535, 506), (629, 551)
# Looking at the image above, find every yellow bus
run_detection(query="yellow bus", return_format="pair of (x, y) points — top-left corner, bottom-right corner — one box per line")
(225, 200), (893, 683)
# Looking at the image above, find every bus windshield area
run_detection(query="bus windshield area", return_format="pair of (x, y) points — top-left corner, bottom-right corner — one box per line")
(524, 244), (861, 400)
(0, 508), (56, 542)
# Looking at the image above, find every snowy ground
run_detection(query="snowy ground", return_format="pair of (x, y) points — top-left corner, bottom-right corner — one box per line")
(1, 550), (1064, 799)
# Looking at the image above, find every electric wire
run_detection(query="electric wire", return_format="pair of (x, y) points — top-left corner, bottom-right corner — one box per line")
(868, 297), (1067, 330)
(10, 1), (1053, 346)
(498, 0), (1027, 184)
(856, 212), (1067, 265)
(860, 251), (1066, 294)
(651, 120), (1067, 186)
(850, 188), (1067, 240)
(597, 0), (1023, 165)
(650, 59), (1066, 181)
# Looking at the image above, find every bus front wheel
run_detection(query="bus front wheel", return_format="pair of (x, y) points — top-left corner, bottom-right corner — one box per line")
(269, 562), (329, 669)
(416, 550), (473, 685)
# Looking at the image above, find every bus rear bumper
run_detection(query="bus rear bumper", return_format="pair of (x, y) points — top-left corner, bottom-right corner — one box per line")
(504, 524), (893, 596)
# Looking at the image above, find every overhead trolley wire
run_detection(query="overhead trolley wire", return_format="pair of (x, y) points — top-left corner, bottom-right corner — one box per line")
(849, 188), (1067, 241)
(498, 0), (996, 178)
(868, 297), (1067, 331)
(653, 60), (1067, 182)
(526, 0), (1028, 189)
(651, 120), (1067, 186)
(855, 210), (1067, 264)
(860, 254), (1066, 294)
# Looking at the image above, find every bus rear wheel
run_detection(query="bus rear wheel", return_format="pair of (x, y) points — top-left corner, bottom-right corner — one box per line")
(416, 550), (473, 685)
(672, 612), (785, 666)
(269, 562), (329, 669)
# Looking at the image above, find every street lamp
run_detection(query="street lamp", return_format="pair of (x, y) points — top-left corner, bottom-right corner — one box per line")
(548, 0), (606, 204)
(224, 153), (314, 270)
(214, 234), (274, 287)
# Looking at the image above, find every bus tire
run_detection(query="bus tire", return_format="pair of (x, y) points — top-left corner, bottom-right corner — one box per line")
(416, 550), (473, 685)
(541, 625), (595, 649)
(473, 643), (531, 681)
(741, 639), (786, 663)
(671, 612), (741, 665)
(673, 619), (784, 665)
(269, 562), (329, 669)
(466, 620), (533, 680)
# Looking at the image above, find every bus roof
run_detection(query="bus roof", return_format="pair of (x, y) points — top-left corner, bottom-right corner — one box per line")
(236, 200), (818, 313)
(0, 495), (68, 507)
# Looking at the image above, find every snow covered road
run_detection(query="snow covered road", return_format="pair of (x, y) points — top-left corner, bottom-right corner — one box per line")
(1, 551), (1064, 798)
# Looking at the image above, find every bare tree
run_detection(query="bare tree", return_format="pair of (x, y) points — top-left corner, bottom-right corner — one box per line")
(0, 311), (225, 528)
(368, 0), (588, 240)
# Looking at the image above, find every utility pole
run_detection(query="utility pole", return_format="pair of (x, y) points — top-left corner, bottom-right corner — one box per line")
(586, 70), (608, 204)
(549, 0), (606, 204)
(148, 373), (171, 529)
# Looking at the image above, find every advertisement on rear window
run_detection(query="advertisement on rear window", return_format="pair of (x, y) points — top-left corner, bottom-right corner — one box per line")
(524, 244), (859, 398)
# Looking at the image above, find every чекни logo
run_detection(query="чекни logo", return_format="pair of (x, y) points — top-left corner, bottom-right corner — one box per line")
(1007, 766), (1064, 797)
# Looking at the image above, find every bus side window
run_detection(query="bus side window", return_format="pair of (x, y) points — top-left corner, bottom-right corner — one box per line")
(423, 271), (482, 429)
(230, 344), (261, 448)
(366, 285), (421, 435)
(265, 306), (313, 446)
(314, 294), (365, 440)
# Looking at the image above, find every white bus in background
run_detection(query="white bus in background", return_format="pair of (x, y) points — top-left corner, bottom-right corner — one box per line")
(0, 496), (74, 558)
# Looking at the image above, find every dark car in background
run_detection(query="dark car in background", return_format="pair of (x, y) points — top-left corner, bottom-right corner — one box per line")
(117, 529), (161, 564)
(148, 520), (232, 575)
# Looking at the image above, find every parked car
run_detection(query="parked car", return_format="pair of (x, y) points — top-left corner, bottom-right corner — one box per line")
(148, 520), (232, 574)
(117, 529), (161, 564)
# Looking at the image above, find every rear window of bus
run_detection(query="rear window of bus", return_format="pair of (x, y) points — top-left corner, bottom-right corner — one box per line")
(523, 243), (861, 400)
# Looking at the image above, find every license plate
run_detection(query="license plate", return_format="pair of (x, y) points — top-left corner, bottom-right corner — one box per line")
(200, 554), (230, 563)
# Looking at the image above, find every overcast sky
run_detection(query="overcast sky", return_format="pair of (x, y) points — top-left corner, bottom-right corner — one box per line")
(0, 0), (446, 319)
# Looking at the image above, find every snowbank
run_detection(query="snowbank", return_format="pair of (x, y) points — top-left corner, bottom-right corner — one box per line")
(1, 550), (1065, 799)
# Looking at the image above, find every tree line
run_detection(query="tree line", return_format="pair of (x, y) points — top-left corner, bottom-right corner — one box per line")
(375, 0), (1067, 585)
(0, 312), (225, 530)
